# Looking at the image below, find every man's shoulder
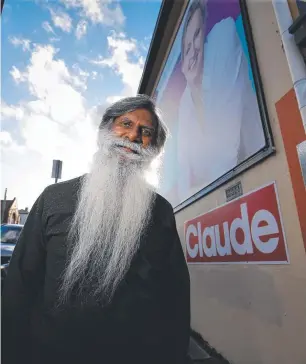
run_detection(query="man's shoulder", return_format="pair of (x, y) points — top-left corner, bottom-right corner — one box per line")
(155, 192), (173, 210)
(153, 193), (175, 227)
(42, 175), (84, 204)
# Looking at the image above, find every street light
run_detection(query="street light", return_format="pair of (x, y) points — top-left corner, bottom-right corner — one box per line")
(51, 160), (63, 184)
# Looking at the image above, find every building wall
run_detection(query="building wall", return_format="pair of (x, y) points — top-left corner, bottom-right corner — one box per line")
(276, 89), (306, 255)
(139, 0), (306, 362)
(19, 213), (28, 225)
(170, 1), (306, 363)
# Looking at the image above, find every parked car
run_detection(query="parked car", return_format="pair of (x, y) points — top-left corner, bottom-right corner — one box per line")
(1, 224), (23, 292)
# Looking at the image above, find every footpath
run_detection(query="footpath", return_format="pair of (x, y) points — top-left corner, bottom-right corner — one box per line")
(188, 335), (231, 364)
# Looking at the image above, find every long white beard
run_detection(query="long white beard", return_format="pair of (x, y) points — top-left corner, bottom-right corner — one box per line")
(60, 130), (160, 304)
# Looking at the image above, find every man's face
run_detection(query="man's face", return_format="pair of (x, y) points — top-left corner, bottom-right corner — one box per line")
(111, 108), (155, 152)
(182, 8), (204, 85)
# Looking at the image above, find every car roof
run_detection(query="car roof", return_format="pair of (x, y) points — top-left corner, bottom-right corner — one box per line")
(1, 224), (24, 229)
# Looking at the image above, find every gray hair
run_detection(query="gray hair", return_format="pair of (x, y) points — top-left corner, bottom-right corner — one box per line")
(99, 94), (169, 153)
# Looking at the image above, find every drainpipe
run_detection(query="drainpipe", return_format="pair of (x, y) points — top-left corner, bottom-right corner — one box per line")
(272, 0), (306, 131)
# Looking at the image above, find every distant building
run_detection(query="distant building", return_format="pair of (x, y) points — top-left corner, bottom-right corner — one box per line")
(19, 208), (29, 225)
(1, 198), (20, 224)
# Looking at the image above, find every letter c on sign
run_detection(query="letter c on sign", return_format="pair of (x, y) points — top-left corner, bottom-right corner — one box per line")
(186, 224), (198, 258)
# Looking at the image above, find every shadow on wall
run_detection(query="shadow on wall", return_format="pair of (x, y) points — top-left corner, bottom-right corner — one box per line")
(189, 329), (232, 363)
(191, 264), (284, 327)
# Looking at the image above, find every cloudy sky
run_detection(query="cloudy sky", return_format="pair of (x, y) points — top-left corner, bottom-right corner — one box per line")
(1, 0), (161, 209)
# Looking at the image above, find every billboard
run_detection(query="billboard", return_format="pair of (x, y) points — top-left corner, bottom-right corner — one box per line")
(154, 0), (272, 209)
(185, 182), (289, 264)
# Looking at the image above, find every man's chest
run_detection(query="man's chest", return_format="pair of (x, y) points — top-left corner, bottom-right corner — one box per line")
(42, 207), (172, 305)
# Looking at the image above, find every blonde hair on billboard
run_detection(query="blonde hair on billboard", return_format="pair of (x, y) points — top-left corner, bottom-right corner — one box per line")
(181, 0), (207, 62)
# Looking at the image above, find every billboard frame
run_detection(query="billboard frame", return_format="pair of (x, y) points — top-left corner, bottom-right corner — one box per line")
(150, 0), (275, 213)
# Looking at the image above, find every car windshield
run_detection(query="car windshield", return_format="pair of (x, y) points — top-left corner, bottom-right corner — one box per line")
(1, 225), (22, 244)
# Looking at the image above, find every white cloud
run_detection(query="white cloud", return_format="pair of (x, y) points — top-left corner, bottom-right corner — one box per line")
(61, 0), (125, 26)
(75, 19), (87, 39)
(0, 131), (24, 153)
(72, 63), (90, 90)
(0, 131), (13, 146)
(141, 35), (152, 52)
(50, 8), (72, 33)
(9, 36), (31, 51)
(50, 37), (61, 43)
(2, 29), (149, 208)
(106, 95), (124, 104)
(90, 32), (145, 96)
(42, 21), (55, 34)
(10, 66), (27, 83)
(2, 43), (99, 208)
(1, 101), (25, 120)
(8, 44), (89, 126)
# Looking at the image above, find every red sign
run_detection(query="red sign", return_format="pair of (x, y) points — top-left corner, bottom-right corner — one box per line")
(185, 183), (289, 264)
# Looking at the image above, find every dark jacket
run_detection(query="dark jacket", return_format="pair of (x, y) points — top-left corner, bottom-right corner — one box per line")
(2, 176), (190, 364)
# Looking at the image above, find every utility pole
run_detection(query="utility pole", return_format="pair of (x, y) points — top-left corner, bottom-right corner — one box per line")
(1, 188), (7, 223)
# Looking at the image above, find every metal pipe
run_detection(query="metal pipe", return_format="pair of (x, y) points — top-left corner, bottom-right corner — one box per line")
(1, 188), (7, 223)
(272, 0), (306, 132)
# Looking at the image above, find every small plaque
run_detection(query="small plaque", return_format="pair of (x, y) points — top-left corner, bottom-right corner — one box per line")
(225, 181), (243, 202)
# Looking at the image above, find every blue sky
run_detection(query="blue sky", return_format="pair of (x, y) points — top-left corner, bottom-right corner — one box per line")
(1, 0), (161, 208)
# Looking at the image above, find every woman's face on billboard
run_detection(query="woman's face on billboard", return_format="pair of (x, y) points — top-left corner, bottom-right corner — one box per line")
(182, 8), (204, 85)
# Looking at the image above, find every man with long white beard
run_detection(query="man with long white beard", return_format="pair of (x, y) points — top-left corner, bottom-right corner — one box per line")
(2, 95), (190, 364)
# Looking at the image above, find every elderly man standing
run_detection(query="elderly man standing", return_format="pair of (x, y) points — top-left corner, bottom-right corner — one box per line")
(2, 95), (190, 364)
